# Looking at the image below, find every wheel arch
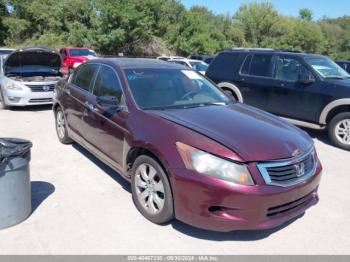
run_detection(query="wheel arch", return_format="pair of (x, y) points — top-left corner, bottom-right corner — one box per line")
(217, 82), (243, 103)
(126, 146), (169, 177)
(319, 99), (350, 125)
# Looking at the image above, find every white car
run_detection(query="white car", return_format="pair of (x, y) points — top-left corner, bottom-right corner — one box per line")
(156, 55), (185, 61)
(0, 47), (64, 109)
(0, 48), (15, 59)
(167, 58), (209, 75)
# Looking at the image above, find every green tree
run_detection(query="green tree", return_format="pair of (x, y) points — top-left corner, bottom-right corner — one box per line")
(299, 8), (313, 22)
(233, 2), (285, 47)
(0, 0), (7, 45)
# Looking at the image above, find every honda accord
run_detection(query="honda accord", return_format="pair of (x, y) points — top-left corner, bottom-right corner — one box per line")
(53, 58), (322, 232)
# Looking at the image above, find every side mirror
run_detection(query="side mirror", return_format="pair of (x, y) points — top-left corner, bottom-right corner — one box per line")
(97, 96), (120, 108)
(298, 73), (315, 84)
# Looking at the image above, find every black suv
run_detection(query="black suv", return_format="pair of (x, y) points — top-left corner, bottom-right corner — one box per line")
(206, 48), (350, 150)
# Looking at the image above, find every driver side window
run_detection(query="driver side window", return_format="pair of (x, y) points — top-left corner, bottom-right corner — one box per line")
(93, 65), (123, 102)
(275, 57), (311, 82)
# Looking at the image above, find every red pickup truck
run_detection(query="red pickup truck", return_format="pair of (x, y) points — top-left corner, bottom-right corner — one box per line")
(59, 47), (97, 75)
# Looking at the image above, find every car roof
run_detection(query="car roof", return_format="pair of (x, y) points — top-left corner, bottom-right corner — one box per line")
(12, 46), (57, 53)
(0, 48), (15, 51)
(88, 58), (189, 70)
(223, 48), (326, 58)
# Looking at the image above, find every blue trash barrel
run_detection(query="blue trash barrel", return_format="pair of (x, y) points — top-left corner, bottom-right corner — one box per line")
(0, 138), (32, 230)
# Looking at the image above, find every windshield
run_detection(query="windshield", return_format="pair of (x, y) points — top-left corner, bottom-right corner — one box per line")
(189, 61), (208, 72)
(124, 69), (231, 110)
(69, 49), (96, 57)
(306, 57), (350, 79)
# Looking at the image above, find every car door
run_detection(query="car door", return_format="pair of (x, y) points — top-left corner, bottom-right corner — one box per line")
(269, 55), (321, 122)
(64, 63), (98, 139)
(83, 64), (128, 169)
(236, 53), (275, 111)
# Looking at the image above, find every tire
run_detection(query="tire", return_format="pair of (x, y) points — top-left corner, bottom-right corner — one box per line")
(328, 112), (350, 151)
(222, 88), (238, 101)
(0, 89), (8, 110)
(131, 155), (174, 224)
(55, 106), (73, 144)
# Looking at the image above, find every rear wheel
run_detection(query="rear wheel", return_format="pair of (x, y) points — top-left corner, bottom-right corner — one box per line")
(0, 89), (8, 110)
(328, 112), (350, 151)
(55, 107), (73, 144)
(131, 155), (174, 224)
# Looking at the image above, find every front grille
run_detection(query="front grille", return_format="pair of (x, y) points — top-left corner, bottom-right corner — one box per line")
(257, 149), (317, 187)
(29, 98), (53, 103)
(267, 192), (315, 217)
(27, 84), (55, 92)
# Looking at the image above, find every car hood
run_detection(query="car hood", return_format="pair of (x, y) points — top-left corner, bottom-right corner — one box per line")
(149, 103), (312, 162)
(4, 47), (61, 74)
(327, 78), (350, 88)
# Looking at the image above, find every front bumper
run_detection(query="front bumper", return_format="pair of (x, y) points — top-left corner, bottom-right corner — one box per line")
(169, 162), (322, 232)
(2, 88), (54, 106)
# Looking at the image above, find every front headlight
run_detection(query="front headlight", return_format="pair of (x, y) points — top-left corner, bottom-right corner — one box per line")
(176, 142), (254, 186)
(5, 82), (23, 91)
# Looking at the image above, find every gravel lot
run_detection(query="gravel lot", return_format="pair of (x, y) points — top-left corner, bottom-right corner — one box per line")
(0, 105), (349, 255)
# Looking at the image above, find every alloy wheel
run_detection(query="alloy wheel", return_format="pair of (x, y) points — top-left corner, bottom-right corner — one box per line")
(335, 119), (350, 145)
(134, 163), (165, 215)
(56, 110), (66, 139)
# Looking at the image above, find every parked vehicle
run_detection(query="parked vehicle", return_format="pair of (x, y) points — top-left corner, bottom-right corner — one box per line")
(53, 58), (322, 232)
(0, 48), (15, 58)
(59, 47), (97, 75)
(188, 54), (216, 64)
(0, 47), (64, 109)
(206, 48), (350, 151)
(156, 55), (184, 61)
(168, 58), (209, 75)
(336, 61), (350, 74)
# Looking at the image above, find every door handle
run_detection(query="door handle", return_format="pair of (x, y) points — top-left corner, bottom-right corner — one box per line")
(84, 102), (94, 112)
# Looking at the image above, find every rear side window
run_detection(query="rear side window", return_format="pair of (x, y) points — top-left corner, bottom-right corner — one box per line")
(240, 55), (253, 75)
(72, 64), (97, 91)
(249, 54), (273, 77)
(93, 65), (123, 101)
(206, 52), (242, 80)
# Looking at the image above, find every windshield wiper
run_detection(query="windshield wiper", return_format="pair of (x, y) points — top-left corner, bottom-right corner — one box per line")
(144, 102), (228, 111)
(181, 102), (228, 109)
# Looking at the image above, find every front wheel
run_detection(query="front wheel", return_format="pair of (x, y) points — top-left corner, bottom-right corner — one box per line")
(131, 155), (174, 224)
(55, 107), (73, 144)
(328, 112), (350, 151)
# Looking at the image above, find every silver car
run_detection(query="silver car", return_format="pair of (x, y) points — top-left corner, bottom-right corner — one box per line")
(0, 47), (64, 109)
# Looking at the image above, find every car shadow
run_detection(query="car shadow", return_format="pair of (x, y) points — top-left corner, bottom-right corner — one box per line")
(72, 143), (131, 193)
(9, 105), (52, 112)
(31, 181), (55, 213)
(299, 127), (333, 146)
(170, 213), (304, 241)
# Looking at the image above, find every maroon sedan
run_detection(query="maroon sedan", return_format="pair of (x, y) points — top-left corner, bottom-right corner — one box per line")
(53, 58), (322, 232)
